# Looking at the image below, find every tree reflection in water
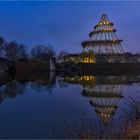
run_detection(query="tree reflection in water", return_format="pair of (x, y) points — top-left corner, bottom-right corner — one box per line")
(0, 72), (56, 103)
(29, 72), (56, 94)
(0, 80), (26, 103)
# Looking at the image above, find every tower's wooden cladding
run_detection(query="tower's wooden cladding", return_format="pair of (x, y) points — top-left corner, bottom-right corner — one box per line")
(82, 14), (124, 54)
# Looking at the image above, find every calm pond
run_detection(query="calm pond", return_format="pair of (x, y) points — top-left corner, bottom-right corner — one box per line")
(0, 72), (140, 139)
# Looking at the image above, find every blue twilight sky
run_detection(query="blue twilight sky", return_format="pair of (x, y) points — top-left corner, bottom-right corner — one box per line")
(0, 1), (140, 54)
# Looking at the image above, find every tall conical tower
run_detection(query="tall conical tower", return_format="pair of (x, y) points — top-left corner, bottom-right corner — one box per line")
(82, 14), (124, 54)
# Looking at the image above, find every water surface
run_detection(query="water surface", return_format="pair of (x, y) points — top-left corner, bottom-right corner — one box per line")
(0, 72), (140, 139)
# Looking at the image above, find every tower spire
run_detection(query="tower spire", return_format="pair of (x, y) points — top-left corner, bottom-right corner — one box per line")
(99, 13), (109, 22)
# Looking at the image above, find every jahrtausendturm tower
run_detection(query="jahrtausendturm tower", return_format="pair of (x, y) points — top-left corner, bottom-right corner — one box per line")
(82, 14), (124, 54)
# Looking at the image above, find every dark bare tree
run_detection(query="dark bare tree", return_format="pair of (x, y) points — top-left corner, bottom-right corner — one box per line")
(5, 41), (18, 61)
(0, 36), (5, 57)
(58, 50), (68, 58)
(31, 45), (56, 61)
(17, 44), (28, 60)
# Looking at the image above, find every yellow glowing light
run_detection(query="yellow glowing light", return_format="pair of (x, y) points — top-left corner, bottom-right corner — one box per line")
(80, 76), (96, 81)
(81, 57), (96, 63)
(103, 28), (114, 31)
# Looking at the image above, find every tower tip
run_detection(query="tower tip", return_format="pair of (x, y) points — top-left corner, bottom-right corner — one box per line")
(100, 13), (109, 22)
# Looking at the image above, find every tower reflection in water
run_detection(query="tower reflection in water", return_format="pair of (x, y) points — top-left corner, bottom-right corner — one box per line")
(62, 75), (124, 123)
(82, 76), (124, 123)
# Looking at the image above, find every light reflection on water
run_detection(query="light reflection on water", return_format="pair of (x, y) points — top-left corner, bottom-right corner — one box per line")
(0, 72), (140, 139)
